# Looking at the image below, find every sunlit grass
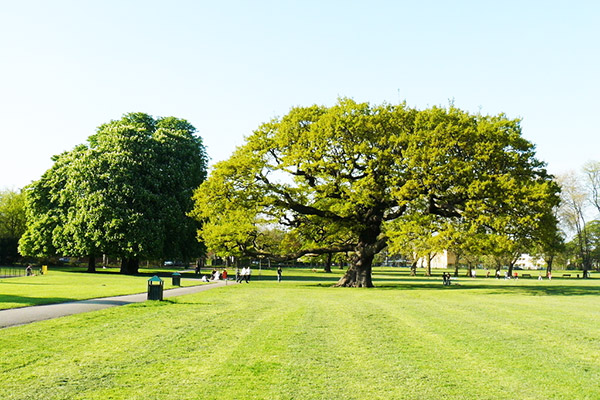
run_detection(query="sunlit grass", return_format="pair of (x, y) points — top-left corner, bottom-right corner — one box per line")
(0, 268), (206, 310)
(1, 268), (599, 399)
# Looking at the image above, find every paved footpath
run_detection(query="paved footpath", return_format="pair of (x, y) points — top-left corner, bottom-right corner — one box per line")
(0, 280), (233, 329)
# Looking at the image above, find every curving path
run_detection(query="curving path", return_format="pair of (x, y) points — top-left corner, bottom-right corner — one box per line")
(0, 280), (234, 329)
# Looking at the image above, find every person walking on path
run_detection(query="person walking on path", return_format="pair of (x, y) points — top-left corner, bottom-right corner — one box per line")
(277, 267), (282, 282)
(237, 267), (246, 283)
(245, 266), (252, 283)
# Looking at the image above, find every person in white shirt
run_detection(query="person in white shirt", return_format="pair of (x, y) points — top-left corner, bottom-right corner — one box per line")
(237, 267), (247, 283)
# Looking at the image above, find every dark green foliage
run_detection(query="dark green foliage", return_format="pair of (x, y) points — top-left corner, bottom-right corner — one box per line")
(19, 113), (208, 274)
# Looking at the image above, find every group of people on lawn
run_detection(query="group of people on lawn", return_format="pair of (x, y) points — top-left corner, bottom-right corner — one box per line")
(443, 269), (551, 285)
(199, 266), (283, 283)
(236, 267), (252, 283)
(200, 268), (230, 282)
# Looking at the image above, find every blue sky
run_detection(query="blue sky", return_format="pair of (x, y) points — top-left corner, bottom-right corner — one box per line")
(1, 0), (599, 189)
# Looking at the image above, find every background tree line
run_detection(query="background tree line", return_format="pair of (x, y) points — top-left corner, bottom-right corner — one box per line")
(556, 162), (600, 276)
(2, 102), (598, 284)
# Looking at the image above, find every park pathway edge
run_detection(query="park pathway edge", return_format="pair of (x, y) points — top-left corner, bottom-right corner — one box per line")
(0, 280), (234, 330)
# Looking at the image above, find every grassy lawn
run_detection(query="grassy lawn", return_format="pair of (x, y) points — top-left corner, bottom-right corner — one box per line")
(0, 267), (207, 310)
(1, 268), (599, 399)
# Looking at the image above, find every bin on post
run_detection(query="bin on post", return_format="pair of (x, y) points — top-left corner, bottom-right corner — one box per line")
(172, 272), (181, 286)
(147, 275), (164, 301)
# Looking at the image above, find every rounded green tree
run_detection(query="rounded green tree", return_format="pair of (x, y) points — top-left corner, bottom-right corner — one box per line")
(191, 99), (559, 287)
(20, 113), (208, 274)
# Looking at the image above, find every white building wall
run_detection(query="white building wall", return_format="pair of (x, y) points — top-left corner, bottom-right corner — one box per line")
(514, 253), (545, 270)
(416, 250), (457, 269)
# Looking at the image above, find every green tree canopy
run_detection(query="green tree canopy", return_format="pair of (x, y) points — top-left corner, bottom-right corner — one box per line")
(19, 113), (208, 274)
(191, 99), (559, 287)
(0, 189), (27, 240)
(0, 189), (27, 264)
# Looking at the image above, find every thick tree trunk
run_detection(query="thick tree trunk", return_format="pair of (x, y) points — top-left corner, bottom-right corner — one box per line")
(425, 253), (432, 276)
(87, 256), (96, 273)
(410, 260), (417, 276)
(545, 255), (554, 278)
(453, 254), (460, 277)
(324, 253), (333, 273)
(335, 245), (375, 287)
(507, 262), (515, 277)
(334, 212), (384, 288)
(120, 257), (139, 275)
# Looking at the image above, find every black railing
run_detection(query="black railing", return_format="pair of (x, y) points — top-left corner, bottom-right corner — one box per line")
(0, 266), (27, 278)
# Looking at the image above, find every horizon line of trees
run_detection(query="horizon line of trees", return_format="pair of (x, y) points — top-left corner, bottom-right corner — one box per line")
(1, 102), (598, 285)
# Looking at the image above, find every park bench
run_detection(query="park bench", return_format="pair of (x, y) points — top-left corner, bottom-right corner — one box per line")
(562, 274), (571, 277)
(521, 274), (531, 278)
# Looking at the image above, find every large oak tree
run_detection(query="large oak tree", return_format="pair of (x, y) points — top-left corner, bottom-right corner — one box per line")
(191, 99), (559, 287)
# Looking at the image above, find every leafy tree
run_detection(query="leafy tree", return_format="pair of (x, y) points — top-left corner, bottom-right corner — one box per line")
(558, 172), (592, 277)
(0, 189), (27, 264)
(583, 161), (600, 213)
(530, 205), (564, 277)
(566, 220), (600, 271)
(585, 220), (600, 269)
(435, 222), (485, 277)
(0, 189), (27, 239)
(192, 99), (559, 287)
(484, 234), (527, 276)
(387, 212), (444, 276)
(19, 113), (208, 274)
(18, 148), (84, 259)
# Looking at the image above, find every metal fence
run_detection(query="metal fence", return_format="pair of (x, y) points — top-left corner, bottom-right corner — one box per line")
(0, 266), (27, 278)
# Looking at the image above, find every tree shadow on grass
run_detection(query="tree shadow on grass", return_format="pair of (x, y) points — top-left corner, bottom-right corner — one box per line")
(372, 282), (600, 296)
(55, 267), (194, 279)
(242, 274), (341, 283)
(0, 295), (75, 309)
(0, 281), (52, 285)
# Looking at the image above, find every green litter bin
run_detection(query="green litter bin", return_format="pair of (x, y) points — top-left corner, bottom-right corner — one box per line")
(147, 276), (164, 301)
(172, 272), (181, 286)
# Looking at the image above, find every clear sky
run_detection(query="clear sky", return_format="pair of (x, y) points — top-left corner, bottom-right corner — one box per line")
(1, 0), (598, 190)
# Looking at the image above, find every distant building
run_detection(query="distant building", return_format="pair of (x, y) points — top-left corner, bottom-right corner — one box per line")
(514, 254), (545, 270)
(416, 250), (457, 269)
(416, 251), (545, 270)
